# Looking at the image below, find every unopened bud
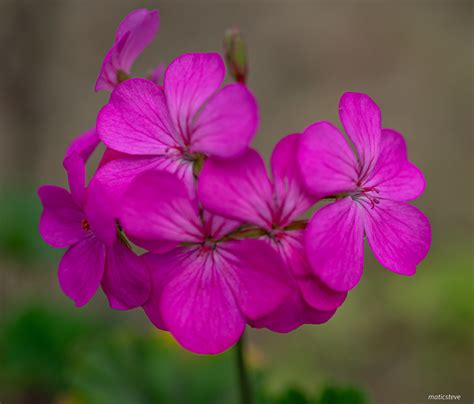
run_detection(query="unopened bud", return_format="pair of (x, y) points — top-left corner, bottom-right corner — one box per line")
(224, 28), (248, 84)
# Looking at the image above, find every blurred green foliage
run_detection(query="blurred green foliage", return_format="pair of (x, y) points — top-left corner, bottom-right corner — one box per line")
(317, 386), (367, 404)
(0, 305), (368, 404)
(68, 330), (237, 404)
(260, 385), (367, 404)
(0, 188), (55, 263)
(0, 306), (95, 403)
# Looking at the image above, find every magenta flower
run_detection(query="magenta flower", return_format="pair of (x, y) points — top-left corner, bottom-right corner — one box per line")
(198, 135), (346, 332)
(97, 52), (258, 173)
(95, 8), (159, 92)
(89, 52), (258, 246)
(38, 130), (150, 308)
(120, 170), (291, 354)
(298, 92), (432, 291)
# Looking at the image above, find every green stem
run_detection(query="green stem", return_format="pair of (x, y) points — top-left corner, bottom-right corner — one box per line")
(222, 226), (268, 241)
(235, 333), (252, 404)
(283, 219), (308, 231)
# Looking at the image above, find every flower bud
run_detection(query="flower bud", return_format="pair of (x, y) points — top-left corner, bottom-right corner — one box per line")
(224, 28), (248, 84)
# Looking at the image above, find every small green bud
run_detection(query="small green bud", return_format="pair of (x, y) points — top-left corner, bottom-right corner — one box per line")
(224, 28), (248, 84)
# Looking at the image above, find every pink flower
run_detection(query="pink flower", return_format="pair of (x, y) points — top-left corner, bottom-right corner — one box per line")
(95, 8), (159, 92)
(97, 52), (258, 173)
(298, 92), (432, 291)
(89, 52), (258, 246)
(120, 170), (291, 354)
(38, 130), (150, 309)
(198, 135), (346, 333)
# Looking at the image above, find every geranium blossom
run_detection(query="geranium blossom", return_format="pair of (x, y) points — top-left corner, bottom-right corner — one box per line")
(97, 52), (258, 167)
(120, 170), (291, 354)
(298, 92), (431, 291)
(198, 135), (347, 332)
(37, 5), (433, 365)
(95, 8), (159, 92)
(89, 52), (258, 246)
(38, 130), (150, 309)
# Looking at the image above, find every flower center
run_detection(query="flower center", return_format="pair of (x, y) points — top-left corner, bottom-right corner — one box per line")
(351, 186), (380, 208)
(81, 218), (90, 231)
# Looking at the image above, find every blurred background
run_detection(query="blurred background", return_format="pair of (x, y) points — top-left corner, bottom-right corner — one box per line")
(0, 0), (472, 403)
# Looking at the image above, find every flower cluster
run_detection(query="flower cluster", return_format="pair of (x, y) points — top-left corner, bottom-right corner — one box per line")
(38, 9), (431, 354)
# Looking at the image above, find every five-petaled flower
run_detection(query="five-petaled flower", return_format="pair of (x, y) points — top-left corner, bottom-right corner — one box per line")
(120, 170), (292, 354)
(299, 92), (431, 291)
(89, 52), (258, 248)
(198, 134), (347, 332)
(38, 130), (151, 309)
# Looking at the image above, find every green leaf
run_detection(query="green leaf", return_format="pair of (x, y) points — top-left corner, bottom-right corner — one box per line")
(317, 385), (368, 404)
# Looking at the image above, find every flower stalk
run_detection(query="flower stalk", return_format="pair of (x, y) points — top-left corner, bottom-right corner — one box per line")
(235, 332), (252, 404)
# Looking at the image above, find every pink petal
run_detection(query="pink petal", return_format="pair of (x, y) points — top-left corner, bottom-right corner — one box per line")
(86, 154), (193, 245)
(64, 128), (100, 162)
(268, 230), (308, 277)
(95, 9), (159, 92)
(363, 199), (431, 276)
(269, 230), (347, 311)
(84, 176), (118, 246)
(58, 236), (106, 307)
(306, 198), (365, 291)
(98, 147), (130, 169)
(298, 276), (347, 312)
(364, 129), (426, 201)
(121, 170), (203, 244)
(97, 78), (179, 155)
(159, 247), (245, 354)
(101, 240), (151, 310)
(38, 185), (85, 248)
(63, 129), (100, 206)
(164, 53), (225, 141)
(142, 250), (190, 331)
(250, 291), (335, 333)
(63, 153), (86, 208)
(299, 121), (358, 198)
(198, 149), (274, 229)
(149, 63), (165, 86)
(115, 8), (158, 43)
(95, 34), (129, 92)
(190, 83), (259, 158)
(202, 212), (241, 240)
(339, 92), (382, 177)
(220, 239), (292, 320)
(127, 236), (178, 255)
(94, 154), (193, 197)
(271, 133), (303, 184)
(271, 133), (317, 225)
